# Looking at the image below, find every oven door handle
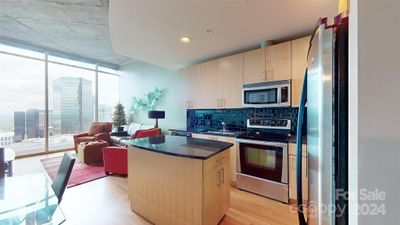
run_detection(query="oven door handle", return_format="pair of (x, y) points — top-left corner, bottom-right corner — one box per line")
(296, 69), (307, 225)
(236, 139), (287, 148)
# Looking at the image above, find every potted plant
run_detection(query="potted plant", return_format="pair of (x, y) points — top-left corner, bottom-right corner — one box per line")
(113, 103), (127, 132)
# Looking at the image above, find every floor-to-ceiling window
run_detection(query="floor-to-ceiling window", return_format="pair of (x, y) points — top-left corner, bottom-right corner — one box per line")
(98, 70), (120, 122)
(0, 43), (119, 156)
(0, 47), (46, 156)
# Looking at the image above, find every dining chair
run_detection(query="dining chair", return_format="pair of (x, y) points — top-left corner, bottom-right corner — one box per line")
(51, 153), (75, 203)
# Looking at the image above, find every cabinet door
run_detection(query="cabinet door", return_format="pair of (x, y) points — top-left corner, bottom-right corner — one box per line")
(243, 48), (266, 84)
(179, 67), (190, 109)
(289, 155), (308, 202)
(188, 64), (201, 109)
(217, 54), (244, 108)
(203, 166), (222, 225)
(291, 36), (311, 107)
(199, 60), (219, 109)
(266, 41), (292, 81)
(219, 159), (231, 219)
(216, 136), (237, 184)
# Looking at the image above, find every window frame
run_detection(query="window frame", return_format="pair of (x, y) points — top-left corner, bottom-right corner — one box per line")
(0, 43), (119, 156)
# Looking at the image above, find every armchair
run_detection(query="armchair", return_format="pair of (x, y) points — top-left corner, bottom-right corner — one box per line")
(73, 122), (113, 151)
(102, 128), (161, 175)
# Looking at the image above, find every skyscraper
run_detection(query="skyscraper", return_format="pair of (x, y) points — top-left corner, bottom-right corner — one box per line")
(52, 77), (94, 134)
(26, 109), (39, 139)
(13, 111), (25, 142)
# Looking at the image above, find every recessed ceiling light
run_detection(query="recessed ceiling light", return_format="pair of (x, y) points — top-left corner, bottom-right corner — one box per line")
(179, 36), (191, 44)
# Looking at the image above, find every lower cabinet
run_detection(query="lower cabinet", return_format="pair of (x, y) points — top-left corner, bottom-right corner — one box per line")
(203, 150), (230, 225)
(192, 133), (237, 185)
(288, 143), (308, 203)
(128, 146), (230, 225)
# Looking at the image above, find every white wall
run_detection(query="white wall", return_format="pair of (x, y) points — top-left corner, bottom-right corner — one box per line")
(119, 61), (186, 132)
(350, 0), (400, 224)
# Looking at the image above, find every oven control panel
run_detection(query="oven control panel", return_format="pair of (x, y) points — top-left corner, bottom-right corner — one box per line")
(246, 118), (291, 130)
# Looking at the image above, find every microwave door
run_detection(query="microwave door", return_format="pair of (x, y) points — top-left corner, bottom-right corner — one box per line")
(243, 87), (278, 107)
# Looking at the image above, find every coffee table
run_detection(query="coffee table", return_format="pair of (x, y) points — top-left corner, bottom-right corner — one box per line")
(77, 141), (109, 164)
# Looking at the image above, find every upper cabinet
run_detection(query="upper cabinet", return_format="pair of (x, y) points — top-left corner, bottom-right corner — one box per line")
(216, 54), (244, 108)
(188, 64), (202, 109)
(180, 36), (309, 109)
(266, 41), (292, 81)
(291, 36), (311, 107)
(243, 48), (266, 84)
(178, 67), (190, 109)
(185, 54), (243, 109)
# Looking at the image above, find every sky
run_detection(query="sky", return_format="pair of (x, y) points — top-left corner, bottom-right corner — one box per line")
(0, 52), (119, 115)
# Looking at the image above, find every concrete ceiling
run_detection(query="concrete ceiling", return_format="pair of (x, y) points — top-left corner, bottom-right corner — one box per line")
(0, 0), (131, 68)
(110, 0), (338, 70)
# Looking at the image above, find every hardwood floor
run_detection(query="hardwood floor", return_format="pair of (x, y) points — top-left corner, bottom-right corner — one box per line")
(14, 154), (300, 225)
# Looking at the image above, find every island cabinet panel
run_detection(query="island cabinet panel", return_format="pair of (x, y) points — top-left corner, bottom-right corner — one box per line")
(128, 147), (203, 225)
(192, 133), (238, 185)
(128, 146), (231, 225)
(203, 150), (231, 225)
(266, 41), (292, 81)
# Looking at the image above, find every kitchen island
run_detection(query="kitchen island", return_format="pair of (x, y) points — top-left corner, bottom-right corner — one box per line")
(126, 135), (232, 225)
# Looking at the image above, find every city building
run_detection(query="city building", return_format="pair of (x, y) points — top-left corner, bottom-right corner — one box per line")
(0, 131), (14, 147)
(26, 109), (40, 139)
(52, 77), (94, 134)
(13, 111), (25, 142)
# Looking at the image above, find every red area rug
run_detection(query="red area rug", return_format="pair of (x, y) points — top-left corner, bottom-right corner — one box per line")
(41, 155), (106, 188)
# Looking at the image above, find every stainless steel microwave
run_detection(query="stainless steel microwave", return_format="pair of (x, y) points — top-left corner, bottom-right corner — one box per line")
(242, 80), (291, 108)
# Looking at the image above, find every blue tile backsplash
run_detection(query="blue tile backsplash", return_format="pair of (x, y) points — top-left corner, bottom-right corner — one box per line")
(187, 107), (305, 134)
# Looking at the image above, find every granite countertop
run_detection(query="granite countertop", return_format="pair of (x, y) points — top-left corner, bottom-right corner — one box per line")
(168, 128), (307, 143)
(168, 128), (244, 138)
(126, 135), (233, 160)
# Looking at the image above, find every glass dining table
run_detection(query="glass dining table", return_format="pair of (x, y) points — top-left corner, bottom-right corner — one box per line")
(0, 173), (65, 225)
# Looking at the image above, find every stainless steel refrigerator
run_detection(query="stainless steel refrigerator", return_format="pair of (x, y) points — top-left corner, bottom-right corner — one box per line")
(296, 14), (348, 225)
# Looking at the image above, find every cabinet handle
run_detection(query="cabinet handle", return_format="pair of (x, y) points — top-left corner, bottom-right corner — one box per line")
(217, 170), (221, 187)
(221, 168), (224, 185)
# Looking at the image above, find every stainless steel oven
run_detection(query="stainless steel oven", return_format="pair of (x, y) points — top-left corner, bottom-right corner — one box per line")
(236, 136), (289, 203)
(242, 79), (291, 108)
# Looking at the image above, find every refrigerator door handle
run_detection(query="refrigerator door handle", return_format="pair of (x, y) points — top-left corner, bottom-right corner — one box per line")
(296, 69), (308, 225)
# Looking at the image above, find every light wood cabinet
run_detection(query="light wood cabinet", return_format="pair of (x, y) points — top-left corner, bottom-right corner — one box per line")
(187, 54), (243, 109)
(291, 36), (311, 106)
(200, 60), (219, 108)
(216, 54), (244, 108)
(243, 48), (266, 84)
(288, 143), (308, 203)
(128, 146), (230, 225)
(203, 150), (230, 225)
(179, 67), (190, 109)
(188, 64), (202, 109)
(266, 41), (292, 81)
(192, 133), (237, 185)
